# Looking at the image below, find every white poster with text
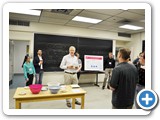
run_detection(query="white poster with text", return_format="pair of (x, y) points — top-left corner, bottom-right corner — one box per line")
(84, 55), (103, 71)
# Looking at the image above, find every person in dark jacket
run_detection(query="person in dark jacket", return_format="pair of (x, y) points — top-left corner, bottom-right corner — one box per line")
(135, 52), (145, 109)
(109, 48), (138, 109)
(33, 50), (45, 84)
(102, 52), (115, 89)
(133, 52), (142, 66)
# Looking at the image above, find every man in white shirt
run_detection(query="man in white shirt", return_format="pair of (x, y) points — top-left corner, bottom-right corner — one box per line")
(33, 50), (44, 84)
(60, 46), (81, 108)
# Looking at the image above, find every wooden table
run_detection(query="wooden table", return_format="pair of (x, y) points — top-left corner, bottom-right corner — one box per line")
(13, 85), (86, 109)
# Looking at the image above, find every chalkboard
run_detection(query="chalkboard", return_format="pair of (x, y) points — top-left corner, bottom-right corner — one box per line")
(78, 37), (112, 71)
(142, 40), (145, 52)
(34, 34), (112, 71)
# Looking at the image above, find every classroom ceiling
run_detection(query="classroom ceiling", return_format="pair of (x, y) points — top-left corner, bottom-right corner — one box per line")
(9, 9), (145, 34)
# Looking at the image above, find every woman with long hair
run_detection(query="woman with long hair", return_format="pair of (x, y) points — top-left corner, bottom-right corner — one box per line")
(22, 54), (36, 86)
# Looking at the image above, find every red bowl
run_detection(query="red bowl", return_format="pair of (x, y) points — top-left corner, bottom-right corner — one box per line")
(29, 84), (42, 94)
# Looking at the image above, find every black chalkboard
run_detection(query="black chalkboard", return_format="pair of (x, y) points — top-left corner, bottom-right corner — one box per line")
(142, 40), (145, 52)
(34, 34), (112, 71)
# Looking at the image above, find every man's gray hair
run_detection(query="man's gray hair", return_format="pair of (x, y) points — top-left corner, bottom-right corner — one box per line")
(69, 46), (76, 51)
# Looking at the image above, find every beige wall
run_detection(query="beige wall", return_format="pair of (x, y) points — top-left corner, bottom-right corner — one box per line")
(10, 22), (132, 41)
(126, 32), (145, 61)
(115, 32), (145, 61)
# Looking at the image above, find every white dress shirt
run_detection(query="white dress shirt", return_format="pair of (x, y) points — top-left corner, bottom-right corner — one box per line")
(60, 54), (79, 73)
(38, 55), (43, 69)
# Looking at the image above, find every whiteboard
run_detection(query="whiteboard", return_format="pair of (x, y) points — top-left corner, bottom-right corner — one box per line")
(84, 55), (103, 71)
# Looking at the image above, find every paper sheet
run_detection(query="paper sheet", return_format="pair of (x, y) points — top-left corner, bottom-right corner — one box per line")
(71, 84), (80, 88)
(72, 89), (81, 93)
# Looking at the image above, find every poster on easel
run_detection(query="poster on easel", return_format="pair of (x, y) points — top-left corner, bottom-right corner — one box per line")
(84, 55), (103, 71)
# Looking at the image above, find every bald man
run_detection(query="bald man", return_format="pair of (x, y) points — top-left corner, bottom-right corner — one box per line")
(33, 50), (44, 84)
(60, 46), (81, 108)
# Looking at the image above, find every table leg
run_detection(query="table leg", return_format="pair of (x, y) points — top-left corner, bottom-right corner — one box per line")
(72, 98), (75, 109)
(94, 73), (99, 87)
(15, 100), (21, 109)
(81, 95), (85, 109)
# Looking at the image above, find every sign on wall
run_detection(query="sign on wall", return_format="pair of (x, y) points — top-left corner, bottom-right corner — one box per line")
(84, 55), (103, 71)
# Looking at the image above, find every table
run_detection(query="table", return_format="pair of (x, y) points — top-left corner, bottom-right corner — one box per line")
(13, 85), (86, 109)
(79, 71), (105, 87)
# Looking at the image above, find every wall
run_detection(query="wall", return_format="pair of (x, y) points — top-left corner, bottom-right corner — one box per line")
(126, 32), (145, 61)
(9, 41), (14, 82)
(114, 32), (145, 61)
(9, 22), (144, 84)
(10, 22), (132, 42)
(13, 40), (29, 73)
(116, 40), (128, 48)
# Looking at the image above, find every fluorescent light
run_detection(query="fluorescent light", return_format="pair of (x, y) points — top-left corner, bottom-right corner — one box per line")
(10, 9), (41, 16)
(72, 16), (102, 24)
(122, 9), (128, 10)
(119, 24), (144, 30)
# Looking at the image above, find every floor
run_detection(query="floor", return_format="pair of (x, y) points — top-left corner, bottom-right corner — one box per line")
(9, 75), (135, 109)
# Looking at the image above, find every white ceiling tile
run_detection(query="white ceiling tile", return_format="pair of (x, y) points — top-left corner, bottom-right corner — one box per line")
(116, 11), (145, 21)
(128, 9), (145, 15)
(79, 10), (111, 20)
(9, 13), (39, 22)
(41, 11), (74, 20)
(69, 9), (83, 16)
(129, 22), (145, 27)
(98, 20), (122, 27)
(87, 9), (123, 16)
(105, 16), (125, 23)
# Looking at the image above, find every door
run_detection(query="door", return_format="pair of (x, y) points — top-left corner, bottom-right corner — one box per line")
(9, 40), (14, 83)
(13, 40), (30, 73)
